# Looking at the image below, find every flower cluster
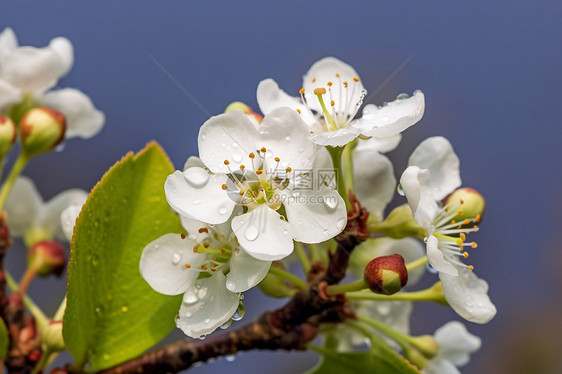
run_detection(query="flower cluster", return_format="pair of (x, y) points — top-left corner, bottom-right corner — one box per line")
(140, 56), (496, 371)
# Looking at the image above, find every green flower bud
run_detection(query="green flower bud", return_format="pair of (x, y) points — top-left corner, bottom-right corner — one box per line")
(370, 204), (426, 239)
(409, 335), (439, 359)
(258, 262), (296, 298)
(364, 254), (408, 295)
(224, 101), (263, 123)
(444, 187), (485, 224)
(42, 321), (65, 352)
(0, 116), (16, 158)
(27, 240), (66, 277)
(20, 107), (66, 157)
(403, 346), (428, 370)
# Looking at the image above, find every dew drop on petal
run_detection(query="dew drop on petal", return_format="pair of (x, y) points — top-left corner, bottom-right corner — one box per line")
(396, 184), (405, 196)
(425, 263), (438, 274)
(171, 253), (181, 265)
(221, 142), (226, 148)
(193, 199), (201, 205)
(244, 225), (259, 241)
(324, 198), (338, 211)
(396, 93), (410, 100)
(185, 311), (192, 318)
(204, 318), (211, 324)
(285, 136), (291, 141)
(232, 153), (242, 163)
(336, 218), (346, 230)
(183, 290), (198, 304)
(220, 319), (232, 329)
(184, 168), (210, 188)
(232, 142), (238, 148)
(282, 229), (288, 235)
(198, 335), (206, 340)
(219, 207), (228, 215)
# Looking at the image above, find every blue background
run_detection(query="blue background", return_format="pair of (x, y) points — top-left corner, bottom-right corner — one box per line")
(1, 1), (561, 373)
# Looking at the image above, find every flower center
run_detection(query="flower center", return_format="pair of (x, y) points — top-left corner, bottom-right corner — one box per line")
(298, 74), (366, 133)
(221, 148), (291, 211)
(182, 229), (235, 276)
(430, 198), (482, 271)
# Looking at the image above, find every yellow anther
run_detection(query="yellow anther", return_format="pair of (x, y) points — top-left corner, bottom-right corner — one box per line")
(274, 157), (280, 162)
(296, 109), (301, 114)
(249, 152), (255, 159)
(460, 233), (466, 241)
(471, 242), (478, 248)
(198, 227), (209, 233)
(256, 170), (263, 175)
(327, 81), (333, 86)
(475, 214), (481, 223)
(312, 78), (316, 83)
(180, 232), (186, 239)
(184, 263), (191, 268)
(286, 167), (292, 173)
(464, 252), (469, 258)
(343, 81), (348, 87)
(314, 87), (326, 95)
(260, 147), (267, 153)
(210, 266), (217, 272)
(240, 165), (245, 170)
(224, 160), (230, 165)
(220, 248), (226, 253)
(331, 100), (335, 106)
(468, 265), (474, 271)
(299, 88), (305, 94)
(460, 199), (464, 204)
(203, 242), (210, 248)
(463, 219), (470, 225)
(473, 225), (479, 231)
(336, 73), (340, 77)
(193, 244), (199, 253)
(458, 211), (463, 216)
(221, 184), (228, 190)
(200, 265), (208, 271)
(258, 185), (264, 191)
(451, 220), (456, 225)
(239, 190), (245, 195)
(353, 77), (359, 82)
(456, 238), (464, 246)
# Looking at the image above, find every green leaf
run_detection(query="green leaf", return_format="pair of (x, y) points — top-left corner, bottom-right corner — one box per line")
(0, 318), (8, 360)
(63, 142), (183, 371)
(305, 345), (421, 374)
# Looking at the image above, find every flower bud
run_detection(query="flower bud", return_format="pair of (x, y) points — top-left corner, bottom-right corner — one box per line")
(224, 101), (263, 123)
(364, 254), (408, 295)
(370, 204), (426, 239)
(403, 346), (428, 370)
(258, 262), (296, 298)
(444, 187), (485, 223)
(409, 335), (439, 359)
(20, 107), (66, 157)
(27, 240), (66, 277)
(42, 321), (65, 352)
(0, 116), (16, 158)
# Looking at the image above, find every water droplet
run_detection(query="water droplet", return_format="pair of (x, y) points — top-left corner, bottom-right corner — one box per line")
(282, 229), (288, 235)
(183, 290), (198, 304)
(185, 311), (192, 318)
(425, 263), (438, 274)
(172, 253), (181, 265)
(103, 354), (110, 360)
(193, 199), (201, 205)
(198, 335), (206, 340)
(232, 142), (238, 148)
(396, 93), (410, 100)
(324, 198), (338, 211)
(225, 354), (236, 362)
(201, 133), (206, 140)
(121, 306), (128, 312)
(297, 147), (304, 153)
(336, 218), (346, 230)
(396, 184), (404, 196)
(221, 142), (226, 148)
(285, 136), (291, 141)
(244, 225), (259, 241)
(184, 167), (210, 188)
(218, 207), (229, 215)
(232, 153), (242, 162)
(220, 319), (232, 329)
(232, 301), (245, 321)
(204, 318), (211, 324)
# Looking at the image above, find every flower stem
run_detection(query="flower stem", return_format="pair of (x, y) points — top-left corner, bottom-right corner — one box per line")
(342, 140), (356, 193)
(0, 152), (30, 211)
(5, 271), (49, 333)
(294, 242), (311, 274)
(308, 243), (321, 263)
(356, 315), (410, 350)
(267, 266), (308, 290)
(327, 146), (351, 211)
(406, 256), (428, 272)
(345, 282), (447, 304)
(325, 278), (367, 296)
(18, 266), (37, 295)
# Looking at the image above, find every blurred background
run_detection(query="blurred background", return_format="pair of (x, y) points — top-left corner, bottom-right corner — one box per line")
(1, 0), (561, 373)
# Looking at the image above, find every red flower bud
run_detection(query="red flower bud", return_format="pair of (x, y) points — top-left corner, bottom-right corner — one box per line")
(20, 107), (66, 157)
(364, 254), (408, 295)
(27, 240), (66, 277)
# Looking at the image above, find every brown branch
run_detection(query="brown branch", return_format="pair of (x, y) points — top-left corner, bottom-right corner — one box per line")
(99, 201), (369, 374)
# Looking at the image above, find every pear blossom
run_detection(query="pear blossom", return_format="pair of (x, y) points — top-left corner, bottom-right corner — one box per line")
(257, 57), (424, 147)
(400, 137), (496, 323)
(139, 214), (271, 338)
(4, 176), (87, 245)
(60, 200), (86, 242)
(0, 28), (104, 139)
(165, 108), (347, 261)
(424, 321), (481, 374)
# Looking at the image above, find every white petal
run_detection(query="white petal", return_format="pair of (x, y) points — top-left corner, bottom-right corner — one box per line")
(0, 28), (18, 61)
(354, 91), (425, 138)
(4, 176), (43, 237)
(176, 272), (239, 338)
(38, 189), (88, 241)
(400, 166), (439, 228)
(256, 78), (316, 125)
(426, 235), (458, 276)
(354, 134), (402, 154)
(60, 203), (83, 242)
(183, 156), (205, 171)
(425, 357), (461, 374)
(231, 206), (293, 261)
(165, 168), (235, 225)
(226, 248), (271, 293)
(38, 88), (104, 139)
(434, 321), (481, 366)
(353, 148), (395, 220)
(311, 126), (360, 147)
(440, 268), (497, 324)
(375, 238), (426, 285)
(1, 43), (69, 92)
(198, 110), (258, 173)
(284, 189), (347, 243)
(48, 37), (73, 76)
(139, 233), (203, 295)
(303, 57), (365, 115)
(408, 136), (461, 200)
(0, 79), (22, 111)
(179, 206), (239, 243)
(258, 107), (317, 171)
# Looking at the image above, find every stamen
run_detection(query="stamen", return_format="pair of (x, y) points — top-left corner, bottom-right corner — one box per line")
(184, 264), (191, 268)
(314, 88), (337, 131)
(198, 228), (209, 233)
(256, 170), (263, 175)
(240, 165), (245, 170)
(180, 232), (186, 239)
(249, 152), (255, 159)
(221, 184), (227, 190)
(468, 265), (474, 271)
(224, 160), (230, 165)
(327, 81), (333, 86)
(312, 78), (316, 83)
(475, 214), (481, 223)
(286, 167), (292, 173)
(221, 248), (226, 253)
(200, 265), (208, 271)
(464, 252), (469, 258)
(343, 81), (348, 87)
(336, 73), (340, 77)
(239, 190), (245, 195)
(353, 77), (359, 82)
(299, 88), (305, 94)
(203, 242), (210, 248)
(210, 267), (217, 272)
